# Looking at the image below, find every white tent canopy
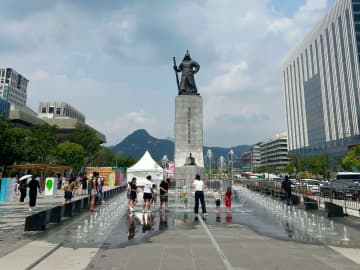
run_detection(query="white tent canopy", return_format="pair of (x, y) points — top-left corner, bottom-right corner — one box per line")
(127, 150), (163, 186)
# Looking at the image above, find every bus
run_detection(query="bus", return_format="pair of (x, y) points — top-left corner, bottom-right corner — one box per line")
(336, 172), (360, 182)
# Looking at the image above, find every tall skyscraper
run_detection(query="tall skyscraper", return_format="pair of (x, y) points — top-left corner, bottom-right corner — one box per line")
(0, 68), (28, 107)
(283, 0), (360, 159)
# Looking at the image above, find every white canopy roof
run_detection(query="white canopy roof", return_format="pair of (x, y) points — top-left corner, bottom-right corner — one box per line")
(127, 151), (163, 186)
(128, 151), (163, 172)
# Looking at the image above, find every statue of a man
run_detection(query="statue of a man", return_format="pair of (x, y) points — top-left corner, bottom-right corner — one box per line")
(185, 153), (196, 166)
(173, 50), (200, 95)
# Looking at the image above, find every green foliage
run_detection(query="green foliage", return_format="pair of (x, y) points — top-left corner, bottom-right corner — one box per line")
(70, 123), (101, 165)
(92, 147), (116, 166)
(253, 166), (276, 174)
(115, 155), (137, 167)
(27, 124), (58, 163)
(341, 145), (360, 171)
(53, 142), (85, 172)
(0, 116), (32, 165)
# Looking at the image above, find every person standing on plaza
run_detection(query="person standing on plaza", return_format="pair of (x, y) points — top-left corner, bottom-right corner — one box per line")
(281, 175), (292, 206)
(224, 186), (232, 213)
(151, 184), (157, 210)
(214, 189), (221, 213)
(19, 180), (27, 203)
(28, 176), (41, 211)
(142, 175), (153, 213)
(129, 177), (138, 212)
(97, 176), (105, 203)
(182, 184), (188, 208)
(81, 175), (88, 195)
(89, 172), (99, 212)
(159, 178), (169, 211)
(64, 177), (76, 204)
(192, 174), (207, 216)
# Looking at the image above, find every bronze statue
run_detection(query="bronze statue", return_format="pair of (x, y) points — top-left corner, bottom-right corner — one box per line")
(185, 153), (196, 166)
(173, 50), (200, 95)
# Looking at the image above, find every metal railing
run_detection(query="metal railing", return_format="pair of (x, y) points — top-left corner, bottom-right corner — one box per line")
(236, 178), (360, 213)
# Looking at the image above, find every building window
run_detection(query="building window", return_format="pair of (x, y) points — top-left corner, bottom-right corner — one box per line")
(41, 107), (46, 113)
(56, 107), (61, 115)
(49, 107), (54, 113)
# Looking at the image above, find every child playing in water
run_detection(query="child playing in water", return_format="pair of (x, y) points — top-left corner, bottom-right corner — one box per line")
(213, 189), (221, 213)
(182, 185), (188, 208)
(151, 184), (157, 209)
(225, 186), (232, 213)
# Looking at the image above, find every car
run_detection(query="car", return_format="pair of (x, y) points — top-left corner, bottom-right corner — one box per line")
(299, 179), (320, 194)
(320, 180), (360, 199)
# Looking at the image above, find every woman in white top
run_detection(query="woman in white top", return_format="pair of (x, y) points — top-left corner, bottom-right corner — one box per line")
(192, 174), (207, 216)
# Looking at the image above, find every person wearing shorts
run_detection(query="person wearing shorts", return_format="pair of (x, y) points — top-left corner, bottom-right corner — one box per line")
(159, 178), (169, 211)
(129, 177), (138, 212)
(142, 175), (153, 213)
(151, 184), (157, 209)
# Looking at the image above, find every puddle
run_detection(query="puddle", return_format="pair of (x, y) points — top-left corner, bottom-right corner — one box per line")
(37, 187), (360, 249)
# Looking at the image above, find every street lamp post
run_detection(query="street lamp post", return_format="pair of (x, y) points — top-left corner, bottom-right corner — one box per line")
(228, 149), (234, 183)
(207, 149), (213, 180)
(220, 155), (225, 181)
(162, 155), (168, 181)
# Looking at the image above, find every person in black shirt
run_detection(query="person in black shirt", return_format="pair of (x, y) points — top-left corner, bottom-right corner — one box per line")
(159, 178), (169, 211)
(281, 175), (292, 206)
(19, 180), (27, 203)
(129, 177), (138, 212)
(28, 176), (41, 212)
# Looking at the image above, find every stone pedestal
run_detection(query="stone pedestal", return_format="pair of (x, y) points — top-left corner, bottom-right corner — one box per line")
(174, 95), (204, 180)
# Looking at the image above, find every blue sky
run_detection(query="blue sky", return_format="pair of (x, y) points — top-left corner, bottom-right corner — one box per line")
(0, 0), (335, 146)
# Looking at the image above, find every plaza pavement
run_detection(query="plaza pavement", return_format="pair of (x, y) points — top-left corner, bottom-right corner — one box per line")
(1, 186), (360, 270)
(0, 187), (113, 257)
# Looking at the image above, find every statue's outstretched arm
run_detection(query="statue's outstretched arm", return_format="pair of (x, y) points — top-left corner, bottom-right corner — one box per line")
(193, 61), (200, 73)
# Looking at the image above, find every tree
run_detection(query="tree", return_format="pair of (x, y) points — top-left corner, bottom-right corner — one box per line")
(92, 147), (117, 167)
(341, 145), (360, 171)
(54, 142), (85, 173)
(70, 124), (101, 165)
(27, 124), (58, 163)
(307, 154), (328, 178)
(115, 156), (137, 167)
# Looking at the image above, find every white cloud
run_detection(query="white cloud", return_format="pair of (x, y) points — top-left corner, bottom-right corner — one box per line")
(88, 110), (168, 145)
(204, 62), (250, 93)
(0, 0), (333, 146)
(28, 71), (49, 81)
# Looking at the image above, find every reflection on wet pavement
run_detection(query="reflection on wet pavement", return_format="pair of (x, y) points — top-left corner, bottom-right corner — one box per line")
(38, 186), (360, 249)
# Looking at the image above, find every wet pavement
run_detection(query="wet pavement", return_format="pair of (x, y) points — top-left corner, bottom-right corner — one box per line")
(31, 185), (360, 250)
(1, 185), (360, 269)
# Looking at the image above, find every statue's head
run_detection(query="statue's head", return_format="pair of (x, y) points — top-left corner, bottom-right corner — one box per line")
(183, 49), (192, 61)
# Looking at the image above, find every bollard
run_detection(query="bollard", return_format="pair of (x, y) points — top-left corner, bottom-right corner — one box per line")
(74, 199), (82, 212)
(82, 197), (89, 209)
(49, 205), (63, 223)
(304, 196), (318, 210)
(24, 211), (47, 231)
(64, 202), (73, 217)
(327, 202), (344, 217)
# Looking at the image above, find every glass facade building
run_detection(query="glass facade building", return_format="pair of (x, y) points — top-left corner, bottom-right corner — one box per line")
(0, 68), (28, 107)
(260, 133), (289, 171)
(283, 0), (360, 160)
(0, 98), (10, 118)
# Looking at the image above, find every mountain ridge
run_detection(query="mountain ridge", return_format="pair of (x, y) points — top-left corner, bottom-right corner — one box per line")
(111, 129), (250, 167)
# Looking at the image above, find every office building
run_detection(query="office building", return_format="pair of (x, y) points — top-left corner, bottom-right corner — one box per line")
(38, 101), (85, 123)
(0, 98), (10, 118)
(283, 0), (360, 159)
(0, 68), (28, 107)
(260, 132), (289, 171)
(240, 143), (262, 171)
